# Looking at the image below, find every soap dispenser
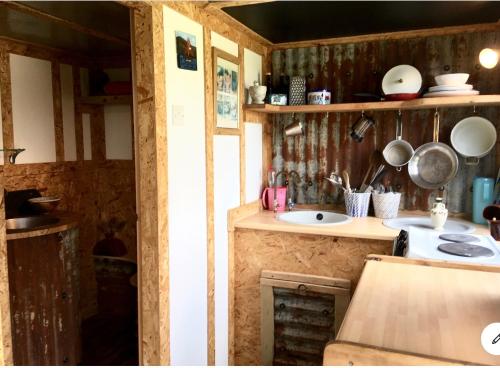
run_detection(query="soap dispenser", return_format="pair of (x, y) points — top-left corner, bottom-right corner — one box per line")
(430, 197), (448, 231)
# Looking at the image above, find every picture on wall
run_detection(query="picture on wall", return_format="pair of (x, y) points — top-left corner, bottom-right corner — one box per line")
(213, 47), (240, 130)
(175, 31), (197, 71)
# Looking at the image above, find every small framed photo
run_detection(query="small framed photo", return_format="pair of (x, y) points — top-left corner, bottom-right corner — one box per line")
(213, 47), (240, 131)
(175, 31), (197, 71)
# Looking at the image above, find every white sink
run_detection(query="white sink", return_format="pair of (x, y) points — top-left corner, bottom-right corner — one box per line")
(383, 216), (475, 233)
(277, 210), (352, 226)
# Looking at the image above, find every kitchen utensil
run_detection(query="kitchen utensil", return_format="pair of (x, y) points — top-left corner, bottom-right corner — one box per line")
(350, 112), (375, 142)
(384, 93), (420, 101)
(28, 196), (60, 212)
(408, 111), (458, 189)
(308, 89), (331, 105)
(285, 121), (304, 136)
(372, 192), (401, 219)
(324, 173), (344, 190)
(382, 111), (414, 171)
(363, 165), (386, 193)
(434, 73), (469, 86)
(289, 76), (306, 105)
(451, 116), (496, 165)
(428, 84), (473, 92)
(472, 177), (494, 225)
(353, 91), (420, 102)
(430, 197), (448, 230)
(344, 192), (371, 217)
(261, 187), (287, 212)
(423, 90), (479, 97)
(382, 65), (422, 95)
(342, 170), (351, 193)
(439, 234), (480, 243)
(360, 151), (384, 192)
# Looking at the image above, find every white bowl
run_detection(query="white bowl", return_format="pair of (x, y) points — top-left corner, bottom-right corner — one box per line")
(450, 116), (496, 158)
(434, 73), (469, 86)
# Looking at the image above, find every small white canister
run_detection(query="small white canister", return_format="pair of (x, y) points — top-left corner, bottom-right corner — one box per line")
(308, 89), (331, 105)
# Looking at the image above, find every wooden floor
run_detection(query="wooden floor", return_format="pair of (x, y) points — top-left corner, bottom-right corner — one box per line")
(81, 314), (138, 366)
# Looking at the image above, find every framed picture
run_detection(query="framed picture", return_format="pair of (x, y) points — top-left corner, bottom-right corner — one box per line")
(175, 31), (197, 71)
(213, 47), (240, 131)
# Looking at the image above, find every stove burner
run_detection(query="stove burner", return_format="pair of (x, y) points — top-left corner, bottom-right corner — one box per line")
(437, 243), (494, 258)
(439, 234), (480, 243)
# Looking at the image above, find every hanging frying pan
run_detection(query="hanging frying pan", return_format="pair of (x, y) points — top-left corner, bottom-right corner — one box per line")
(408, 111), (459, 189)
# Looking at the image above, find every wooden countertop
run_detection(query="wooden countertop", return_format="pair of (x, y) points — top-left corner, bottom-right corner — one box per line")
(234, 209), (490, 241)
(6, 212), (78, 240)
(325, 256), (500, 365)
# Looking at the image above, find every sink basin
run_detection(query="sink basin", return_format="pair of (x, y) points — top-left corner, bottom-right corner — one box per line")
(6, 216), (60, 232)
(277, 211), (351, 226)
(383, 216), (475, 233)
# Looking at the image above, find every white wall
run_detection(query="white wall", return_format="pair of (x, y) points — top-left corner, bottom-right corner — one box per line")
(244, 123), (263, 203)
(164, 6), (208, 365)
(104, 105), (133, 160)
(244, 48), (263, 104)
(210, 31), (239, 366)
(82, 113), (91, 160)
(60, 63), (77, 161)
(10, 54), (56, 164)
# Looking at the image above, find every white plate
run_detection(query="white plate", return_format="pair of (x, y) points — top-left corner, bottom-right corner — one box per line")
(423, 90), (479, 97)
(428, 84), (473, 92)
(382, 65), (422, 95)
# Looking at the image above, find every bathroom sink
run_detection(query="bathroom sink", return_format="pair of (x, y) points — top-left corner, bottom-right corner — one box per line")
(383, 216), (475, 233)
(6, 215), (60, 232)
(277, 211), (352, 226)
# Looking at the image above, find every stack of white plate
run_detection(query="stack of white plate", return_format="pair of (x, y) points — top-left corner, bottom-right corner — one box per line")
(423, 73), (479, 97)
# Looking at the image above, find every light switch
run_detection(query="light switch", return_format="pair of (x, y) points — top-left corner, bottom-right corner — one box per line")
(172, 104), (184, 126)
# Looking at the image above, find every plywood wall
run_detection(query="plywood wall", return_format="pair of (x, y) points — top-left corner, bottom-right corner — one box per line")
(271, 30), (500, 213)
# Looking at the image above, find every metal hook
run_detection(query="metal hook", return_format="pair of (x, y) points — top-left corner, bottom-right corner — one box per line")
(435, 107), (439, 115)
(473, 105), (477, 114)
(325, 112), (329, 120)
(361, 110), (365, 117)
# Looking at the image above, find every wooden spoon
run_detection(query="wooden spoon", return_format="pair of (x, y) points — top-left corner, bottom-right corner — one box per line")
(342, 170), (351, 193)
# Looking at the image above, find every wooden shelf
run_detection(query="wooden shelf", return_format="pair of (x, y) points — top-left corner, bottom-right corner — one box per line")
(244, 95), (500, 114)
(79, 95), (132, 105)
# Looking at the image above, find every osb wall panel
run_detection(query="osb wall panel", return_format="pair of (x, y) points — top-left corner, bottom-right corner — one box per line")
(233, 228), (392, 365)
(271, 30), (500, 213)
(2, 161), (136, 318)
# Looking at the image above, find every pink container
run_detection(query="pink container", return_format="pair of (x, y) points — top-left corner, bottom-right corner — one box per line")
(262, 187), (287, 212)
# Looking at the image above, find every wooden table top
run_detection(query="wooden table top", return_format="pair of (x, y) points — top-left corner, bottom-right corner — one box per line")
(334, 256), (500, 365)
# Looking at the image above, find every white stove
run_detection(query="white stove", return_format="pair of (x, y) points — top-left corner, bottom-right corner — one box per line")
(404, 226), (500, 265)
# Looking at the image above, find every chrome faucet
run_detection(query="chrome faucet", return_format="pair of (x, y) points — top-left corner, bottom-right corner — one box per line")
(286, 170), (301, 211)
(273, 170), (288, 214)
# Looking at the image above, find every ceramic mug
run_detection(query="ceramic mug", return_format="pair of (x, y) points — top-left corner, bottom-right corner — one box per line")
(262, 187), (287, 212)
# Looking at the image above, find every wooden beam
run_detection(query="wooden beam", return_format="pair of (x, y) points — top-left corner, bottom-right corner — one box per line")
(132, 4), (170, 365)
(204, 1), (275, 9)
(0, 1), (129, 47)
(51, 61), (65, 162)
(272, 21), (500, 50)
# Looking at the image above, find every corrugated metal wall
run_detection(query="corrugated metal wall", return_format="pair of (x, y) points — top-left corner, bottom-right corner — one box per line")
(271, 31), (500, 212)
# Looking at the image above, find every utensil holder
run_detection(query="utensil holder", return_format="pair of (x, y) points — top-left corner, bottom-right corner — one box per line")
(344, 192), (371, 217)
(372, 192), (401, 219)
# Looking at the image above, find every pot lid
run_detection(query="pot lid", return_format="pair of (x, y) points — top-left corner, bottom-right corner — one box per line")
(382, 65), (422, 94)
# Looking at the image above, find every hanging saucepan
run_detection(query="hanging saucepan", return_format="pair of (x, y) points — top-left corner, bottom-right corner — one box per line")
(382, 110), (414, 171)
(450, 115), (497, 165)
(408, 111), (459, 189)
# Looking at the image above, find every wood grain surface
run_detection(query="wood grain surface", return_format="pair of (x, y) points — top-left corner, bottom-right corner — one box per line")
(337, 258), (500, 365)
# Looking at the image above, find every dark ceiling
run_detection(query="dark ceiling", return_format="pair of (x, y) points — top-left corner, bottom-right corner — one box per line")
(223, 1), (500, 44)
(0, 1), (130, 57)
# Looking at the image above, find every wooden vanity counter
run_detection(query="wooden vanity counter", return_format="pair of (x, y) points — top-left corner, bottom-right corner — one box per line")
(324, 256), (500, 365)
(234, 209), (490, 240)
(6, 212), (78, 240)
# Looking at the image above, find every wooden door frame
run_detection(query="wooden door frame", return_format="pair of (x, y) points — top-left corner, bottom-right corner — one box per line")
(130, 3), (170, 365)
